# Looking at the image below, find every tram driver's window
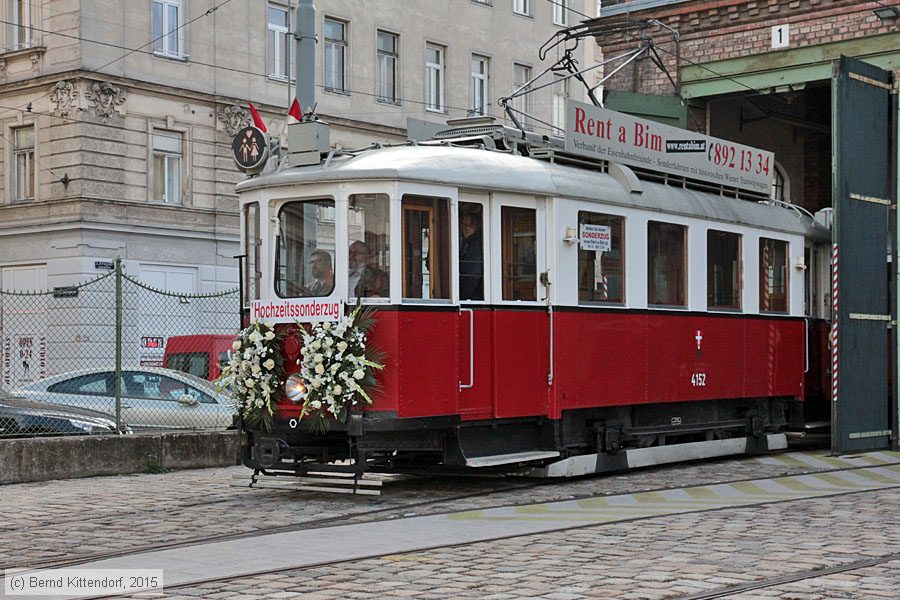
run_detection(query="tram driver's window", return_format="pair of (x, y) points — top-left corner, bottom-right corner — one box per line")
(243, 202), (261, 306)
(274, 199), (336, 298)
(578, 212), (624, 304)
(501, 206), (537, 301)
(648, 221), (686, 307)
(707, 230), (742, 310)
(459, 202), (484, 301)
(402, 195), (450, 300)
(348, 194), (390, 299)
(759, 238), (788, 312)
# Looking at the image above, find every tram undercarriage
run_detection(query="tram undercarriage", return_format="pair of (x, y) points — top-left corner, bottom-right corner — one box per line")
(242, 395), (794, 478)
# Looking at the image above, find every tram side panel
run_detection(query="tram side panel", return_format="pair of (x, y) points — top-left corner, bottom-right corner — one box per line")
(456, 308), (495, 421)
(492, 309), (551, 419)
(397, 309), (458, 418)
(742, 318), (805, 399)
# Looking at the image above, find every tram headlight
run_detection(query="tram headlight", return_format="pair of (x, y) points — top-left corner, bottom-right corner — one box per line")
(284, 373), (308, 404)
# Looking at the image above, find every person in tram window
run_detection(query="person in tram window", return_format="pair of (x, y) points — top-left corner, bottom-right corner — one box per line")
(348, 240), (389, 298)
(459, 209), (484, 301)
(307, 250), (334, 295)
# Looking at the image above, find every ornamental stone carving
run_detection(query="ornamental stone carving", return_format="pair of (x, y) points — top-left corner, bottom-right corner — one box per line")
(217, 104), (249, 136)
(49, 80), (79, 118)
(84, 81), (125, 118)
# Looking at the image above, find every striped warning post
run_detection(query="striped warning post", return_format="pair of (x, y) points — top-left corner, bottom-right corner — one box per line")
(832, 243), (838, 406)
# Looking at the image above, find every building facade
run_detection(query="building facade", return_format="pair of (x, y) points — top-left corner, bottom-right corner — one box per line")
(0, 0), (601, 294)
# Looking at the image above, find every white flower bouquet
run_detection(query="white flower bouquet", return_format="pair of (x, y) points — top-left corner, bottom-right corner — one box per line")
(296, 304), (384, 433)
(218, 321), (284, 431)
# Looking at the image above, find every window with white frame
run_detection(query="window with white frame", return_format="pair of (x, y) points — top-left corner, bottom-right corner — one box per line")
(470, 54), (489, 115)
(13, 125), (34, 201)
(324, 17), (347, 93)
(512, 63), (532, 129)
(151, 130), (182, 204)
(266, 3), (290, 80)
(376, 30), (398, 103)
(425, 43), (445, 112)
(8, 0), (32, 50)
(553, 0), (569, 26)
(551, 73), (568, 136)
(152, 0), (184, 58)
(513, 0), (531, 16)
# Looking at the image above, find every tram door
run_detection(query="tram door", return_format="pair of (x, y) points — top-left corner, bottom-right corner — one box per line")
(457, 198), (550, 420)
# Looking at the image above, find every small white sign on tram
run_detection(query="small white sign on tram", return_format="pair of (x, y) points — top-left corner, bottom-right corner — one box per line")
(251, 298), (343, 324)
(565, 100), (774, 196)
(579, 224), (611, 252)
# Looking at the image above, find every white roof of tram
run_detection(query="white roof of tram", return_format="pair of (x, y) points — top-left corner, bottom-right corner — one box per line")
(236, 145), (828, 239)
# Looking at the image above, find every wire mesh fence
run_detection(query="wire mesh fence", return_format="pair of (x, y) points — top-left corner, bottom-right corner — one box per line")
(0, 261), (239, 437)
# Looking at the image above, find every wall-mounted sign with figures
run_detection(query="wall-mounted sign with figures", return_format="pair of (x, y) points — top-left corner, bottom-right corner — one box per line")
(232, 125), (269, 174)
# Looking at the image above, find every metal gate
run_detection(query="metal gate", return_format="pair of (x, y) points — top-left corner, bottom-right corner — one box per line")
(831, 56), (895, 452)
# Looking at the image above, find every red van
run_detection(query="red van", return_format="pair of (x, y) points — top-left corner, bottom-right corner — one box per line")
(163, 334), (236, 381)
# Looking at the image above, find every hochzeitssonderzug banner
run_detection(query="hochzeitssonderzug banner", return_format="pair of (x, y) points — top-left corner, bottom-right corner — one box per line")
(565, 100), (774, 196)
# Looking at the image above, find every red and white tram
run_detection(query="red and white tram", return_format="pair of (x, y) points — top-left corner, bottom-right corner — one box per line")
(235, 120), (831, 477)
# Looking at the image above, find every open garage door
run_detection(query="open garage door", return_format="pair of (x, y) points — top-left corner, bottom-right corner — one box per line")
(831, 56), (895, 453)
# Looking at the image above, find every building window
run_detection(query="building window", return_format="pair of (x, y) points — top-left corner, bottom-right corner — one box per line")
(578, 212), (624, 304)
(151, 130), (182, 204)
(13, 125), (34, 202)
(648, 221), (686, 307)
(760, 238), (788, 312)
(425, 43), (445, 112)
(553, 0), (570, 26)
(459, 202), (484, 301)
(512, 63), (532, 129)
(772, 162), (788, 202)
(707, 230), (741, 310)
(152, 0), (184, 58)
(8, 0), (32, 50)
(402, 196), (450, 300)
(266, 4), (290, 80)
(470, 55), (489, 116)
(324, 17), (347, 93)
(513, 0), (531, 16)
(551, 74), (568, 136)
(501, 206), (537, 301)
(376, 30), (398, 103)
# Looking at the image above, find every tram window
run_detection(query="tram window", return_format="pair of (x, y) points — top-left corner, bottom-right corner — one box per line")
(648, 221), (686, 307)
(402, 195), (450, 300)
(501, 206), (537, 301)
(578, 212), (624, 304)
(760, 238), (788, 312)
(274, 199), (336, 298)
(707, 230), (742, 310)
(459, 202), (484, 301)
(348, 194), (390, 299)
(243, 202), (260, 306)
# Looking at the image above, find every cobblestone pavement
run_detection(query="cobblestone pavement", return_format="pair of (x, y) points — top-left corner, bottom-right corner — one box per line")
(128, 487), (900, 600)
(0, 449), (868, 569)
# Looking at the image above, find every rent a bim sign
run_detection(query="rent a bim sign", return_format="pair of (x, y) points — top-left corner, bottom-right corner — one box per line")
(565, 100), (774, 196)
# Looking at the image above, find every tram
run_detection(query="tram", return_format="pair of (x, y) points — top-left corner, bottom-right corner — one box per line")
(232, 112), (832, 478)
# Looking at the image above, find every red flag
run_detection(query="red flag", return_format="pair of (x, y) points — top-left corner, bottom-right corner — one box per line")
(248, 102), (267, 133)
(288, 98), (303, 123)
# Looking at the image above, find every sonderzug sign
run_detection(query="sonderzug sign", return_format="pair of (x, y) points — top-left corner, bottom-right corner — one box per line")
(565, 100), (774, 196)
(251, 298), (343, 324)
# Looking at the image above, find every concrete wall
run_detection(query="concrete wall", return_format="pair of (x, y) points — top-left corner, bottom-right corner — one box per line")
(0, 430), (240, 484)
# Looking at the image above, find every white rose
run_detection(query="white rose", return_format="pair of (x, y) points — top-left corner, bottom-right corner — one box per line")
(324, 337), (334, 347)
(315, 364), (325, 375)
(333, 385), (343, 396)
(244, 378), (255, 388)
(311, 340), (321, 350)
(353, 369), (365, 380)
(310, 400), (322, 409)
(264, 330), (275, 340)
(337, 341), (348, 352)
(251, 364), (261, 374)
(322, 322), (332, 331)
(330, 364), (339, 374)
(311, 380), (321, 389)
(314, 354), (324, 363)
(243, 350), (252, 360)
(263, 359), (275, 370)
(232, 340), (241, 351)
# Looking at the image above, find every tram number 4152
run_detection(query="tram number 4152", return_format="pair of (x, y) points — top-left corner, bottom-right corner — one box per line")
(691, 373), (707, 387)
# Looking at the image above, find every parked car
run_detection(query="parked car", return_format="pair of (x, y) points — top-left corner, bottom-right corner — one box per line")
(12, 367), (236, 430)
(0, 387), (127, 436)
(163, 334), (236, 381)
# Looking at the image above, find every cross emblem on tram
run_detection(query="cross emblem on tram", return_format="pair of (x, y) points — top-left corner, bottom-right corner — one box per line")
(695, 330), (703, 350)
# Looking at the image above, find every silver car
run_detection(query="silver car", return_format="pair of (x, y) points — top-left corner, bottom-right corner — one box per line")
(12, 367), (235, 430)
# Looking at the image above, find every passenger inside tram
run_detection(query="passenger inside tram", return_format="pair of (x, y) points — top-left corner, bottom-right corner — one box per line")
(348, 240), (390, 298)
(307, 250), (334, 295)
(459, 205), (484, 301)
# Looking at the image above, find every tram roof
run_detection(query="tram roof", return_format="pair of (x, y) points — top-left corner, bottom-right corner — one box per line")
(237, 145), (827, 239)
